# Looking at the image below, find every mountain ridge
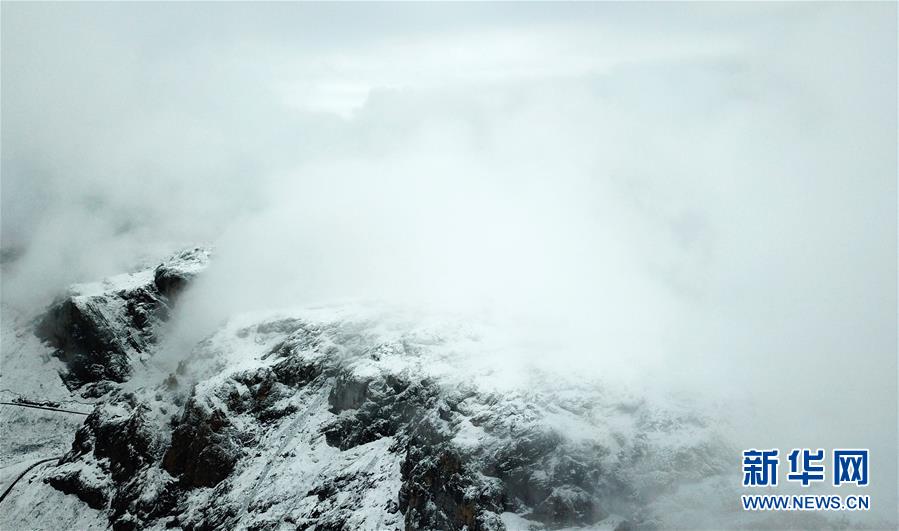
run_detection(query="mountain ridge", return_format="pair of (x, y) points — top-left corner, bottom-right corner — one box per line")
(1, 247), (772, 531)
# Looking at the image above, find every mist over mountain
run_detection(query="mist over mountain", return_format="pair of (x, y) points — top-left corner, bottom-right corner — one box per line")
(1, 3), (896, 530)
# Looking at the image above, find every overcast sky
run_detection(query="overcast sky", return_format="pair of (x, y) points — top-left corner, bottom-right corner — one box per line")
(2, 2), (896, 523)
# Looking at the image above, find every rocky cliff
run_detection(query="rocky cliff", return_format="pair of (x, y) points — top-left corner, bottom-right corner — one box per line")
(35, 248), (209, 388)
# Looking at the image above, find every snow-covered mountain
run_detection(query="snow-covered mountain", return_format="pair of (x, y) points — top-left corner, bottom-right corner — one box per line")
(1, 248), (838, 530)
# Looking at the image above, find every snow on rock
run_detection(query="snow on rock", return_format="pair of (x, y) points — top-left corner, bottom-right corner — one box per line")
(34, 247), (210, 389)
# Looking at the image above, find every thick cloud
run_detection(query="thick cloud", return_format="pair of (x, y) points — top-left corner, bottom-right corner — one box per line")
(2, 3), (896, 524)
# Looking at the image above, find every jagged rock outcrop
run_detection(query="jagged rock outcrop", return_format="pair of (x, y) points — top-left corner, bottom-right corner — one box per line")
(399, 431), (506, 531)
(35, 247), (209, 388)
(45, 393), (168, 514)
(162, 395), (244, 489)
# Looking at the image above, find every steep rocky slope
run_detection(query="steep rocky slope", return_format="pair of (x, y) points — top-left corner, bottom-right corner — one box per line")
(34, 248), (209, 389)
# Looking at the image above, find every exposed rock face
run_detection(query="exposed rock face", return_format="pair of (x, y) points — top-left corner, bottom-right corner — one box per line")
(40, 304), (731, 531)
(35, 248), (209, 388)
(399, 434), (506, 531)
(45, 393), (169, 516)
(162, 395), (243, 489)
